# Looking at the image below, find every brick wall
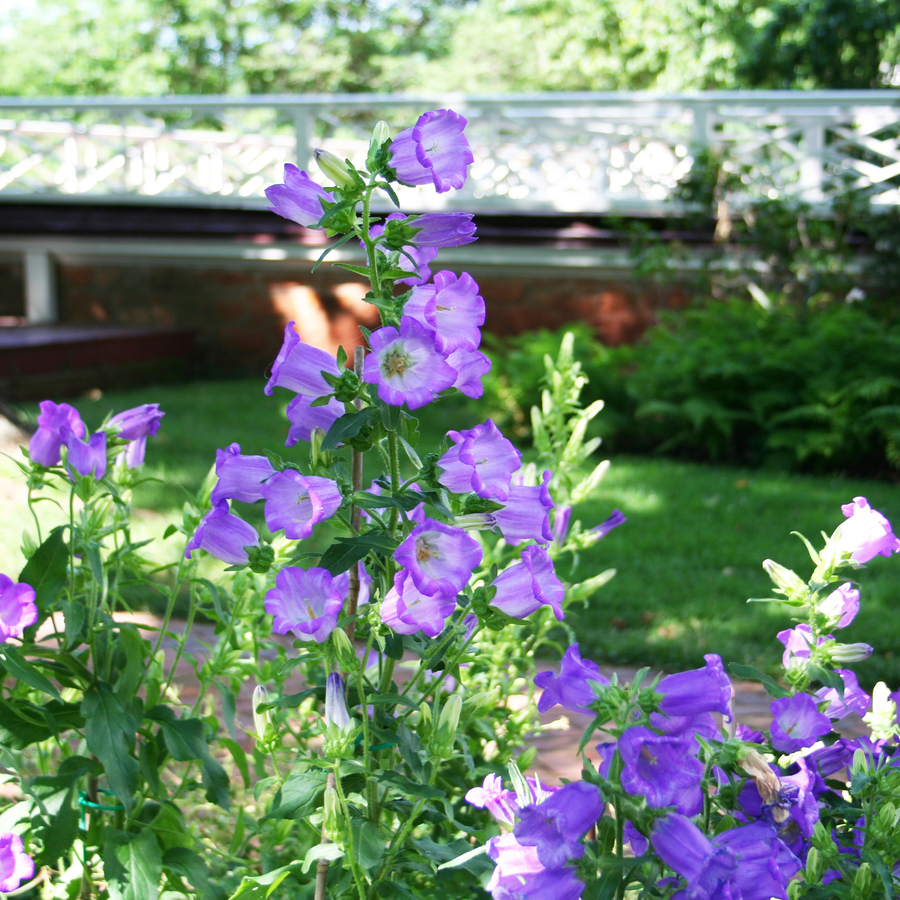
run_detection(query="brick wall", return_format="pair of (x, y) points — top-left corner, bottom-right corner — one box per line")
(56, 258), (687, 375)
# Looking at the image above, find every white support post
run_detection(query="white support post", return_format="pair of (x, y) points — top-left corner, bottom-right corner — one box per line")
(294, 110), (313, 171)
(24, 249), (57, 323)
(800, 124), (825, 203)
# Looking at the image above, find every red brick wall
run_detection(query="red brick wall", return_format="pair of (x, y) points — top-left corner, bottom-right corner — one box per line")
(56, 260), (687, 375)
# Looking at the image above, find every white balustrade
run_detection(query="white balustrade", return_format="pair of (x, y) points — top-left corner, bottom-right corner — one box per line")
(0, 91), (899, 213)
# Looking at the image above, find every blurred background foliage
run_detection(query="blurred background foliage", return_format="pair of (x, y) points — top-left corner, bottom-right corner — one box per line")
(3, 0), (900, 96)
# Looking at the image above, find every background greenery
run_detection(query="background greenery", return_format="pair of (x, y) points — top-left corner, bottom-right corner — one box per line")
(3, 377), (899, 689)
(3, 0), (900, 97)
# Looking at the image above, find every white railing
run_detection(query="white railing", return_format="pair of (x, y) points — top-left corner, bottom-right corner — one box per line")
(2, 91), (900, 213)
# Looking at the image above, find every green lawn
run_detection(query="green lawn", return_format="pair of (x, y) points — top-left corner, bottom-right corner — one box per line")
(3, 378), (899, 686)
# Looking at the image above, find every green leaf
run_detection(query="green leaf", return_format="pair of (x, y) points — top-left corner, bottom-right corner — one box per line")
(259, 688), (318, 710)
(220, 737), (251, 788)
(301, 843), (343, 874)
(807, 664), (845, 694)
(433, 842), (488, 871)
(145, 706), (230, 809)
(727, 663), (791, 699)
(104, 828), (163, 900)
(60, 600), (85, 647)
(115, 627), (147, 701)
(163, 847), (226, 900)
(376, 770), (445, 799)
(352, 491), (421, 512)
(0, 646), (62, 700)
(366, 693), (420, 711)
(228, 866), (294, 899)
(82, 682), (140, 808)
(311, 230), (357, 273)
(334, 263), (374, 278)
(29, 755), (96, 865)
(319, 533), (398, 576)
(351, 818), (385, 869)
(0, 699), (82, 749)
(265, 769), (328, 820)
(18, 526), (68, 622)
(322, 406), (379, 452)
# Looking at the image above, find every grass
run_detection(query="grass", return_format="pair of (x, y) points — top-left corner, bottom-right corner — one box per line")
(3, 377), (900, 687)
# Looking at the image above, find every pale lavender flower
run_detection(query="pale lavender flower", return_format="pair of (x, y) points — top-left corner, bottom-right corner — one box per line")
(405, 212), (477, 247)
(265, 164), (330, 227)
(29, 400), (85, 466)
(368, 213), (438, 286)
(618, 726), (704, 816)
(260, 471), (343, 540)
(380, 570), (457, 637)
(325, 672), (351, 729)
(285, 394), (345, 446)
(777, 624), (830, 669)
(0, 833), (34, 893)
(265, 322), (342, 397)
(593, 509), (626, 539)
(769, 693), (832, 753)
(836, 496), (900, 563)
(265, 566), (342, 642)
(513, 781), (603, 869)
(389, 109), (474, 193)
(657, 654), (733, 720)
(394, 519), (482, 596)
(116, 435), (147, 469)
(534, 643), (609, 714)
(0, 575), (37, 643)
(819, 583), (860, 629)
(108, 404), (164, 441)
(446, 346), (491, 398)
(186, 500), (260, 566)
(211, 443), (275, 505)
(363, 317), (457, 410)
(492, 471), (555, 545)
(404, 271), (485, 353)
(333, 563), (373, 607)
(485, 833), (584, 900)
(437, 419), (522, 501)
(490, 546), (564, 621)
(552, 506), (572, 546)
(464, 773), (519, 827)
(62, 428), (107, 480)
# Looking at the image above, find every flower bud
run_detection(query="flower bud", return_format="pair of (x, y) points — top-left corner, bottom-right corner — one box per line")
(323, 785), (341, 840)
(862, 682), (899, 740)
(828, 642), (873, 663)
(762, 559), (807, 596)
(323, 672), (357, 758)
(875, 801), (897, 835)
(371, 121), (390, 147)
(314, 149), (357, 190)
(253, 685), (273, 742)
(20, 530), (38, 560)
(804, 847), (822, 884)
(431, 694), (462, 759)
(309, 426), (326, 470)
(331, 627), (357, 672)
(853, 862), (871, 895)
(416, 702), (433, 742)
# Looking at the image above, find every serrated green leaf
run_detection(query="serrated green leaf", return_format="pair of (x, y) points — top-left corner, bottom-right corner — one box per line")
(104, 828), (162, 900)
(727, 663), (791, 699)
(265, 769), (328, 820)
(366, 693), (420, 710)
(82, 683), (140, 807)
(377, 770), (445, 799)
(351, 818), (385, 869)
(434, 843), (488, 871)
(0, 646), (62, 700)
(301, 843), (343, 874)
(319, 533), (398, 575)
(18, 526), (67, 623)
(163, 847), (226, 900)
(322, 407), (379, 452)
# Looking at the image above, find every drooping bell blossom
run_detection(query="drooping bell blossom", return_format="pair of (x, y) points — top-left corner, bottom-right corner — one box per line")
(260, 471), (343, 540)
(394, 518), (482, 597)
(107, 403), (164, 441)
(624, 821), (648, 857)
(819, 582), (859, 629)
(380, 570), (457, 637)
(374, 211), (476, 249)
(437, 419), (522, 501)
(657, 654), (733, 721)
(404, 271), (485, 353)
(366, 213), (438, 287)
(490, 546), (564, 621)
(333, 563), (373, 608)
(186, 500), (260, 566)
(265, 322), (342, 398)
(0, 575), (38, 643)
(735, 723), (766, 744)
(618, 726), (704, 816)
(492, 471), (555, 545)
(265, 566), (342, 643)
(485, 833), (584, 900)
(389, 109), (474, 193)
(650, 711), (722, 742)
(29, 400), (85, 466)
(552, 506), (572, 547)
(116, 435), (147, 469)
(806, 737), (856, 777)
(534, 643), (609, 715)
(446, 346), (491, 398)
(363, 316), (457, 410)
(777, 624), (830, 669)
(265, 163), (330, 228)
(592, 509), (627, 540)
(0, 833), (34, 894)
(829, 641), (873, 663)
(713, 820), (802, 900)
(513, 781), (602, 869)
(769, 693), (832, 754)
(464, 773), (519, 827)
(62, 428), (107, 480)
(325, 672), (352, 730)
(815, 668), (871, 719)
(285, 394), (345, 446)
(777, 759), (821, 853)
(210, 443), (275, 505)
(835, 496), (900, 564)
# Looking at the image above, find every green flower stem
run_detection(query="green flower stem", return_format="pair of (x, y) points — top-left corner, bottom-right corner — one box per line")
(334, 760), (368, 900)
(152, 550), (189, 658)
(360, 181), (382, 299)
(614, 795), (626, 900)
(387, 430), (401, 536)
